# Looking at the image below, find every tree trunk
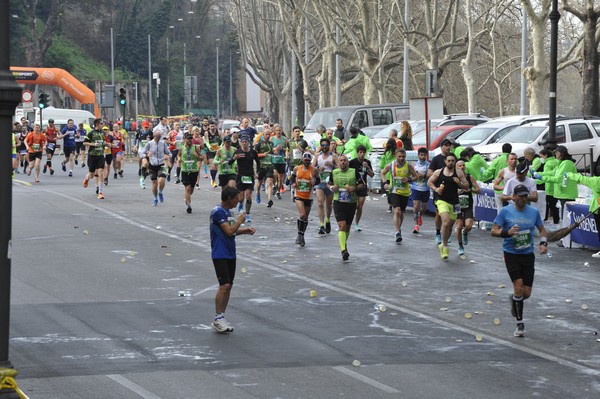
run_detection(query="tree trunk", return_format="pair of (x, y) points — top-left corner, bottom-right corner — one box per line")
(461, 0), (476, 113)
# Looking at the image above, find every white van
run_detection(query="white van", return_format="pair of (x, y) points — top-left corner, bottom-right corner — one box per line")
(304, 104), (410, 135)
(15, 106), (95, 130)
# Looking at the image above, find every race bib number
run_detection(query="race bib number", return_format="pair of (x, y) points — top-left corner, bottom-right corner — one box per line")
(512, 229), (531, 250)
(95, 140), (104, 148)
(47, 143), (55, 151)
(241, 175), (252, 184)
(338, 188), (351, 202)
(392, 177), (405, 193)
(33, 143), (40, 151)
(113, 140), (120, 148)
(320, 172), (331, 183)
(297, 179), (311, 192)
(459, 195), (469, 209)
(293, 148), (302, 160)
(184, 160), (195, 168)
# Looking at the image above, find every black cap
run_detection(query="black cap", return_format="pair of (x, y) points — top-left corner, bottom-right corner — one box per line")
(513, 184), (530, 197)
(48, 118), (54, 123)
(516, 162), (529, 174)
(223, 135), (231, 142)
(441, 137), (454, 146)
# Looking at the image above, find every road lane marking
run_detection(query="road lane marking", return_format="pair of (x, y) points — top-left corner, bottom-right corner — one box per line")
(106, 374), (162, 399)
(42, 189), (600, 377)
(332, 366), (400, 393)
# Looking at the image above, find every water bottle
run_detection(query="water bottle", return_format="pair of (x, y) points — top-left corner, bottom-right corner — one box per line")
(562, 172), (567, 188)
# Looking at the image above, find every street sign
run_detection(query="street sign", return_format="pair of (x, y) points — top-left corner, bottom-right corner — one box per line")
(21, 90), (33, 103)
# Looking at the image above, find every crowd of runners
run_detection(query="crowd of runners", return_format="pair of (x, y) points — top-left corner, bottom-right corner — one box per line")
(13, 114), (600, 338)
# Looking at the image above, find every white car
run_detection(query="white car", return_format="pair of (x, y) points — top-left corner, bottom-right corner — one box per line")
(476, 118), (600, 172)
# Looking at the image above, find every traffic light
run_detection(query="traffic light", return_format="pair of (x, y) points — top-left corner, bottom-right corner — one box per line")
(119, 88), (126, 106)
(39, 93), (49, 109)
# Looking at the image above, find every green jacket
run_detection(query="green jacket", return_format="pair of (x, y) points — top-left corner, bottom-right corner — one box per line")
(541, 159), (577, 200)
(379, 150), (395, 183)
(453, 145), (465, 159)
(466, 154), (488, 181)
(481, 153), (508, 182)
(344, 134), (372, 159)
(537, 156), (558, 196)
(567, 172), (600, 213)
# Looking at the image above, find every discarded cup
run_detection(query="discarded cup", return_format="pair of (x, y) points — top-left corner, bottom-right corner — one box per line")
(584, 262), (590, 267)
(493, 318), (501, 325)
(485, 300), (493, 305)
(582, 304), (589, 310)
(565, 299), (572, 303)
(445, 297), (452, 303)
(374, 303), (386, 312)
(241, 267), (247, 273)
(309, 290), (317, 298)
(401, 280), (408, 287)
(464, 312), (473, 319)
(352, 360), (361, 367)
(82, 230), (89, 235)
(120, 257), (126, 263)
(475, 334), (483, 342)
(487, 291), (495, 296)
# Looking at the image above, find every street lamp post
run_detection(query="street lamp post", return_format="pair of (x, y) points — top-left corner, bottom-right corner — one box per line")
(547, 0), (560, 149)
(216, 39), (220, 119)
(229, 49), (233, 117)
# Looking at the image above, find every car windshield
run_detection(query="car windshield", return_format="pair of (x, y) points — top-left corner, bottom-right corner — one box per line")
(412, 120), (442, 134)
(498, 126), (547, 144)
(457, 127), (497, 145)
(412, 129), (446, 146)
(305, 109), (354, 131)
(373, 123), (401, 138)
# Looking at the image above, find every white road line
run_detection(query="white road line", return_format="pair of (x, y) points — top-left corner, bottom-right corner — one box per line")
(43, 189), (600, 377)
(106, 374), (162, 399)
(332, 366), (400, 393)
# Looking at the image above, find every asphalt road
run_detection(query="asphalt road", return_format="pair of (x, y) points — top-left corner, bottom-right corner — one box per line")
(7, 159), (600, 398)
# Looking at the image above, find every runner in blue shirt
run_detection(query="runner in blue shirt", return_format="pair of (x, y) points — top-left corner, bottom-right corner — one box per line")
(57, 118), (78, 177)
(210, 187), (256, 333)
(492, 184), (548, 338)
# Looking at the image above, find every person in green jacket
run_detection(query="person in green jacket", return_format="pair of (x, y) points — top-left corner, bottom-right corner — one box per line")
(343, 126), (372, 160)
(481, 143), (512, 182)
(566, 171), (600, 258)
(461, 147), (487, 182)
(536, 148), (559, 223)
(379, 138), (397, 212)
(534, 146), (577, 221)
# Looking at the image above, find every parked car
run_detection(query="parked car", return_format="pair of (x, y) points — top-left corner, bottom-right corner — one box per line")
(413, 125), (472, 151)
(220, 119), (240, 132)
(411, 114), (489, 135)
(476, 117), (600, 172)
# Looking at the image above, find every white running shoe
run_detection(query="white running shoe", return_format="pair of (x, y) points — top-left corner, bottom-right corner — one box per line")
(514, 323), (525, 337)
(592, 251), (600, 258)
(212, 318), (233, 333)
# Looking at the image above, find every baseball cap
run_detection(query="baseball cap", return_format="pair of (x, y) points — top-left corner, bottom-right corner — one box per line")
(231, 127), (241, 134)
(513, 184), (530, 197)
(223, 135), (232, 142)
(102, 126), (109, 130)
(239, 135), (249, 142)
(48, 118), (54, 123)
(516, 162), (529, 174)
(142, 121), (150, 128)
(440, 137), (455, 146)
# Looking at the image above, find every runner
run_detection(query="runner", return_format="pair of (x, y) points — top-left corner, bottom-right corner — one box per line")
(493, 153), (518, 208)
(210, 186), (256, 333)
(166, 121), (183, 183)
(178, 133), (203, 214)
(57, 119), (77, 177)
(491, 184), (548, 337)
(139, 125), (171, 206)
(329, 154), (363, 261)
(427, 138), (455, 244)
(230, 135), (259, 223)
(427, 152), (470, 260)
(410, 147), (430, 234)
(82, 118), (106, 199)
(24, 123), (46, 183)
(103, 125), (115, 186)
(349, 145), (374, 231)
(75, 122), (87, 167)
(215, 135), (237, 190)
(291, 152), (318, 246)
(133, 121), (153, 189)
(43, 118), (58, 175)
(270, 124), (288, 199)
(205, 120), (223, 188)
(455, 158), (481, 256)
(380, 148), (419, 243)
(313, 138), (337, 234)
(17, 124), (29, 174)
(254, 129), (274, 206)
(111, 123), (125, 180)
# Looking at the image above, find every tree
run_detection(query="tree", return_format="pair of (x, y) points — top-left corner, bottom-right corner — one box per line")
(561, 0), (600, 116)
(19, 0), (63, 67)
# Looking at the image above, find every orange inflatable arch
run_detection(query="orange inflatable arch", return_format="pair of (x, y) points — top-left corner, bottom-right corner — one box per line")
(10, 67), (100, 117)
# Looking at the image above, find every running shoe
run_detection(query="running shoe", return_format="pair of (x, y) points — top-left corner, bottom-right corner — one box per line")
(299, 234), (305, 247)
(118, 170), (123, 177)
(418, 215), (423, 226)
(509, 294), (517, 317)
(49, 168), (54, 175)
(435, 234), (442, 245)
(186, 205), (192, 214)
(441, 245), (449, 260)
(276, 192), (282, 200)
(139, 176), (146, 189)
(97, 192), (104, 199)
(438, 244), (445, 259)
(458, 245), (465, 256)
(204, 174), (209, 179)
(237, 202), (243, 212)
(212, 318), (233, 333)
(62, 163), (67, 172)
(104, 178), (108, 186)
(395, 231), (402, 243)
(152, 198), (158, 206)
(43, 165), (47, 174)
(325, 221), (331, 234)
(387, 206), (392, 213)
(342, 250), (350, 261)
(413, 225), (420, 234)
(318, 226), (326, 235)
(355, 224), (362, 232)
(514, 323), (525, 337)
(593, 251), (600, 258)
(81, 163), (86, 167)
(175, 178), (181, 184)
(114, 172), (117, 179)
(462, 230), (469, 245)
(280, 186), (286, 193)
(82, 177), (89, 188)
(267, 200), (273, 208)
(256, 193), (261, 204)
(96, 187), (99, 195)
(245, 214), (252, 223)
(75, 159), (78, 165)
(211, 180), (217, 188)
(295, 234), (301, 245)
(166, 174), (171, 182)
(68, 171), (73, 177)
(159, 192), (164, 203)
